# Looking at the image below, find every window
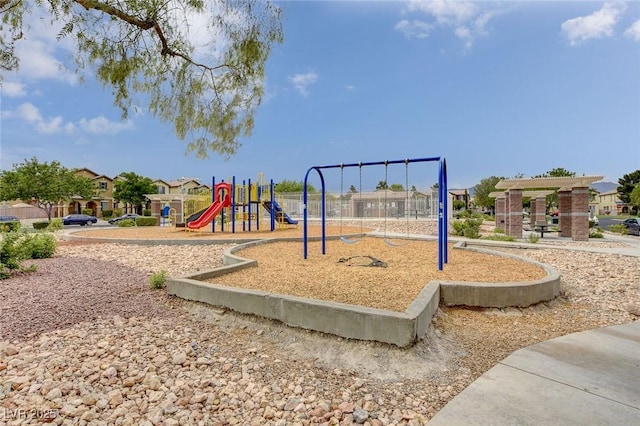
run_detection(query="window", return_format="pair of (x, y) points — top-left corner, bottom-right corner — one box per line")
(101, 201), (109, 211)
(157, 186), (166, 194)
(99, 181), (108, 190)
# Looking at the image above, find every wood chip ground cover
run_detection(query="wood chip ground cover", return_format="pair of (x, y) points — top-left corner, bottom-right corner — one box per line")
(208, 239), (546, 312)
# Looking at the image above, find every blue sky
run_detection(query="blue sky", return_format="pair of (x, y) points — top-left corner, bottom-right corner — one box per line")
(1, 1), (639, 192)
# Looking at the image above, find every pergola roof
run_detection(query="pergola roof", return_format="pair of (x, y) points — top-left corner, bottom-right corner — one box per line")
(495, 176), (603, 191)
(489, 190), (555, 199)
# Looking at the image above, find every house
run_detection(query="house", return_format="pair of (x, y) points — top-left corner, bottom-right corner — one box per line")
(593, 189), (623, 215)
(449, 189), (472, 209)
(73, 168), (116, 217)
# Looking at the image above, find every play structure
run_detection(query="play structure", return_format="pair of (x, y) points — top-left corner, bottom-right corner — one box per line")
(183, 175), (298, 232)
(302, 157), (449, 270)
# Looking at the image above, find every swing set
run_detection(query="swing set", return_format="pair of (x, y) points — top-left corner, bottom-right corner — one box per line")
(303, 156), (449, 270)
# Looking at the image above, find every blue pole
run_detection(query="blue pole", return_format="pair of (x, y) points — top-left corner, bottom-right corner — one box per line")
(248, 179), (252, 232)
(270, 179), (275, 232)
(211, 176), (216, 233)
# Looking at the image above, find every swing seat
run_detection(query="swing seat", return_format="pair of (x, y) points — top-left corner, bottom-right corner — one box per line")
(383, 238), (410, 247)
(340, 235), (363, 244)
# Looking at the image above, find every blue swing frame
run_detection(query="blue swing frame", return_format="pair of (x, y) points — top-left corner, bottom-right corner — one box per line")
(302, 157), (449, 271)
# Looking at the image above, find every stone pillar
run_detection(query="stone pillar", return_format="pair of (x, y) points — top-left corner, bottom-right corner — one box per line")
(507, 189), (523, 238)
(558, 189), (572, 237)
(571, 185), (590, 241)
(495, 196), (507, 232)
(533, 196), (546, 227)
(150, 200), (162, 226)
(504, 192), (511, 234)
(170, 200), (182, 223)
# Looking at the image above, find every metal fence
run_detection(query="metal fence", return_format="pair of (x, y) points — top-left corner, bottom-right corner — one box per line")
(273, 191), (440, 219)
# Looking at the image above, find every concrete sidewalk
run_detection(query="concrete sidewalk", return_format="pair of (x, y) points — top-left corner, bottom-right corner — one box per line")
(428, 320), (640, 425)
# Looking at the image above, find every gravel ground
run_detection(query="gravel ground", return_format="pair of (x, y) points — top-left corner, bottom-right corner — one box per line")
(1, 224), (639, 425)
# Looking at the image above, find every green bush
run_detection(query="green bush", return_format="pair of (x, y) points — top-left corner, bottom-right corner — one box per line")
(527, 233), (540, 244)
(0, 231), (28, 278)
(81, 208), (93, 216)
(494, 227), (505, 234)
(136, 217), (157, 226)
(113, 209), (123, 217)
(117, 219), (136, 227)
(148, 270), (167, 289)
(46, 219), (63, 231)
(483, 233), (515, 242)
(0, 221), (21, 232)
(143, 209), (151, 216)
(451, 218), (482, 239)
(463, 227), (479, 239)
(101, 209), (113, 219)
(589, 228), (604, 238)
(22, 232), (57, 259)
(0, 230), (52, 279)
(33, 221), (49, 230)
(609, 224), (628, 235)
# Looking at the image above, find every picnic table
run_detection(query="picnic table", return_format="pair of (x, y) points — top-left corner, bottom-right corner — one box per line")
(534, 222), (550, 238)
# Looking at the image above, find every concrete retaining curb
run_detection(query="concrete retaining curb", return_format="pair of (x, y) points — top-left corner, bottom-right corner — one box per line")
(167, 237), (561, 347)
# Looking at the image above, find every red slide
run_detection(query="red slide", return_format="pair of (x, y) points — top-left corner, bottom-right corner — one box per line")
(187, 182), (232, 230)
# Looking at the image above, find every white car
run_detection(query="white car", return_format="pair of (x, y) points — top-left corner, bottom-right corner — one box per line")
(590, 216), (599, 226)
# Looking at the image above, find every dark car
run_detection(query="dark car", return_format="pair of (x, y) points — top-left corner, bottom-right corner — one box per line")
(622, 218), (640, 236)
(0, 215), (20, 231)
(0, 215), (19, 223)
(108, 213), (140, 224)
(62, 214), (97, 226)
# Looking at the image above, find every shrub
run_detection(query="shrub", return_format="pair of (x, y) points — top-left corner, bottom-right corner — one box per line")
(22, 232), (57, 259)
(101, 209), (113, 219)
(494, 227), (505, 234)
(589, 228), (604, 238)
(47, 219), (63, 231)
(451, 218), (482, 239)
(81, 208), (93, 216)
(0, 231), (29, 278)
(33, 221), (49, 230)
(117, 219), (136, 227)
(0, 221), (21, 232)
(113, 209), (123, 217)
(148, 270), (167, 289)
(463, 226), (479, 239)
(143, 209), (151, 216)
(527, 233), (540, 244)
(609, 224), (628, 235)
(136, 217), (157, 226)
(483, 233), (516, 242)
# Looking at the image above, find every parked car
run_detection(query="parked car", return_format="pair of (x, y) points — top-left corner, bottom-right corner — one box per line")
(622, 218), (640, 236)
(62, 214), (97, 226)
(108, 213), (140, 224)
(0, 215), (20, 231)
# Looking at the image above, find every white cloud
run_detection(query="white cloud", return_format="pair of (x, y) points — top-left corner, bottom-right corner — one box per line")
(407, 0), (477, 25)
(4, 102), (71, 134)
(15, 103), (43, 123)
(395, 19), (433, 39)
(37, 116), (66, 134)
(345, 85), (356, 91)
(399, 0), (498, 48)
(1, 81), (27, 97)
(561, 3), (625, 45)
(624, 19), (640, 42)
(3, 103), (132, 135)
(290, 72), (318, 96)
(10, 7), (78, 85)
(78, 116), (135, 134)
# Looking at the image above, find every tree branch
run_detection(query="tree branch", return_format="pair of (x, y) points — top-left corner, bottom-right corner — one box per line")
(73, 0), (228, 71)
